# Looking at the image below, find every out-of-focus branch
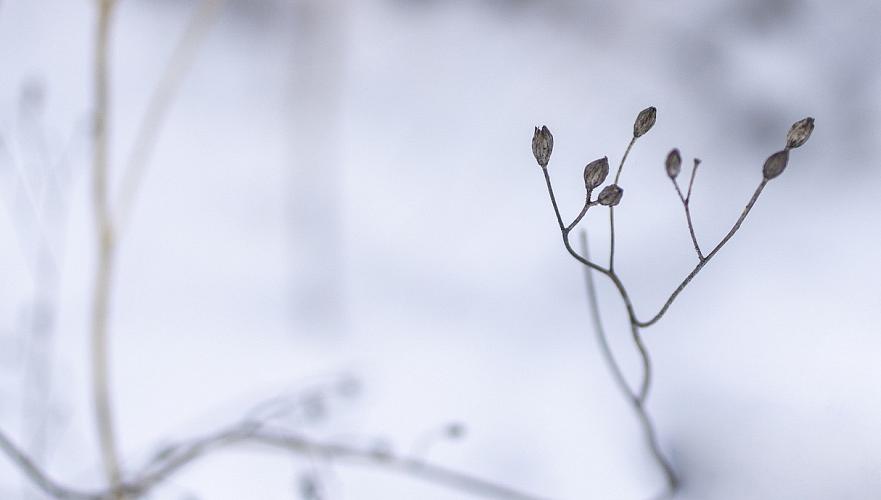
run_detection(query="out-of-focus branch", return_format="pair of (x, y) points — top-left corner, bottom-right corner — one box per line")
(91, 1), (123, 497)
(114, 0), (223, 235)
(0, 428), (105, 500)
(0, 422), (551, 500)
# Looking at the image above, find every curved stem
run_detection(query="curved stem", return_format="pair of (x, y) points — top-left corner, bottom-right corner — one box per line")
(579, 233), (676, 494)
(0, 429), (105, 500)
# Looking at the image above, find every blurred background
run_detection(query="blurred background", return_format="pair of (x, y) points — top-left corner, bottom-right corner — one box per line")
(0, 0), (879, 499)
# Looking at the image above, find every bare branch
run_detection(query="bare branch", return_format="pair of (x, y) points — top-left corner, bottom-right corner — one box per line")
(637, 178), (768, 327)
(670, 159), (705, 261)
(608, 136), (636, 271)
(1, 423), (551, 500)
(579, 232), (677, 493)
(0, 428), (105, 500)
(91, 1), (123, 496)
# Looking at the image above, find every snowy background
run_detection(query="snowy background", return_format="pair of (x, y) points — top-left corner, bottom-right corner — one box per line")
(0, 0), (880, 499)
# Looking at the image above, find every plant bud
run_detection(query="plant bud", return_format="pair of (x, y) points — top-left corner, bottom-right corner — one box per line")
(583, 157), (610, 190)
(633, 106), (656, 138)
(665, 149), (682, 178)
(762, 150), (789, 180)
(532, 125), (554, 167)
(786, 117), (814, 149)
(598, 184), (623, 206)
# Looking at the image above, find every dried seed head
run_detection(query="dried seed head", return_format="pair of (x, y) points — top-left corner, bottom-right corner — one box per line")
(786, 117), (814, 149)
(532, 125), (554, 167)
(598, 184), (624, 206)
(633, 106), (657, 138)
(763, 150), (789, 180)
(665, 149), (682, 178)
(583, 157), (610, 191)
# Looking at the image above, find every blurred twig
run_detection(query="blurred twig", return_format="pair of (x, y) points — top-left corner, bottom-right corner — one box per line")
(91, 1), (123, 497)
(114, 0), (223, 236)
(0, 420), (550, 500)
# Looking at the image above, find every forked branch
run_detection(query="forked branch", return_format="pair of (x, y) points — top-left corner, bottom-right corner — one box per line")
(532, 111), (814, 495)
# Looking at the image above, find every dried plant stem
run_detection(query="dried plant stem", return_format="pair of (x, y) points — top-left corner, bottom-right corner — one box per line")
(541, 159), (772, 495)
(114, 0), (223, 235)
(637, 179), (767, 328)
(579, 232), (677, 492)
(671, 160), (705, 261)
(608, 137), (636, 271)
(0, 430), (103, 500)
(91, 1), (123, 498)
(0, 424), (549, 500)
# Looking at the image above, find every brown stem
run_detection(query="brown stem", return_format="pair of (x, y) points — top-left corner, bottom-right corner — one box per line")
(92, 1), (123, 497)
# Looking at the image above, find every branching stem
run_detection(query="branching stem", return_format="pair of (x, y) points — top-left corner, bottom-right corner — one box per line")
(541, 148), (772, 496)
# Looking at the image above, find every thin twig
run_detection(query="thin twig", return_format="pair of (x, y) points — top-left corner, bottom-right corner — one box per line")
(1, 423), (550, 500)
(578, 231), (633, 401)
(671, 169), (704, 261)
(114, 0), (223, 236)
(132, 425), (552, 500)
(91, 1), (123, 497)
(637, 178), (768, 327)
(579, 232), (677, 493)
(0, 429), (106, 500)
(609, 136), (636, 271)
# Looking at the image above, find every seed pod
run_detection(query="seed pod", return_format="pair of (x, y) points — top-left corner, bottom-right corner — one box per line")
(532, 125), (554, 167)
(665, 149), (682, 178)
(598, 184), (624, 206)
(786, 117), (814, 149)
(583, 157), (610, 190)
(762, 150), (789, 180)
(633, 106), (656, 138)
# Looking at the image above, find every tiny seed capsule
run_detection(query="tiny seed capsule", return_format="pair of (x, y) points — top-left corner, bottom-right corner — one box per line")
(665, 149), (682, 178)
(598, 184), (624, 206)
(532, 125), (554, 167)
(583, 157), (610, 190)
(633, 107), (657, 138)
(786, 117), (814, 149)
(762, 150), (789, 180)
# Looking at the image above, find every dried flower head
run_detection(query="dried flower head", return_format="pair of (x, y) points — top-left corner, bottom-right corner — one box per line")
(665, 149), (682, 179)
(786, 117), (814, 149)
(584, 157), (610, 191)
(532, 126), (554, 167)
(763, 150), (789, 180)
(598, 184), (624, 206)
(633, 107), (657, 138)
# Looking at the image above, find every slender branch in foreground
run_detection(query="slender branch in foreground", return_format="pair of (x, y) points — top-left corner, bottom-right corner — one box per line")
(91, 1), (123, 497)
(114, 0), (223, 235)
(0, 423), (550, 500)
